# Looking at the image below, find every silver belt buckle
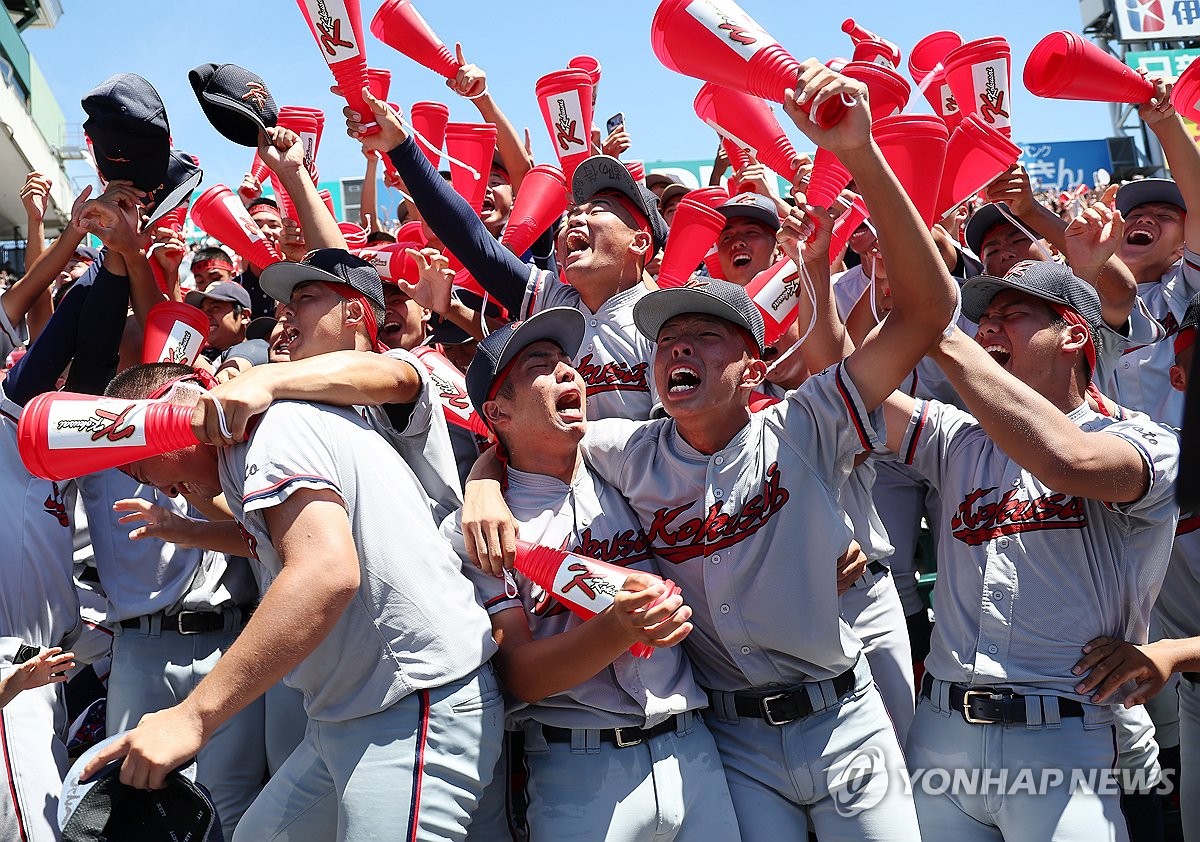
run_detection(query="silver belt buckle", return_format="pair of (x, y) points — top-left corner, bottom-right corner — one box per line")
(612, 727), (643, 748)
(760, 692), (796, 726)
(961, 689), (1001, 724)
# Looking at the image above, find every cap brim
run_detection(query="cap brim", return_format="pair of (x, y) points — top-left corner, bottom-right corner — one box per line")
(960, 275), (1072, 323)
(144, 166), (203, 231)
(492, 307), (586, 377)
(1115, 179), (1186, 216)
(572, 155), (649, 216)
(963, 203), (1008, 257)
(258, 261), (349, 304)
(633, 287), (757, 345)
(718, 204), (781, 232)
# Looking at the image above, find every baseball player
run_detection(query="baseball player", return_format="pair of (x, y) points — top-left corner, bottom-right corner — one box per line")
(86, 258), (504, 841)
(448, 307), (739, 841)
(466, 70), (960, 836)
(351, 88), (668, 422)
(881, 260), (1179, 840)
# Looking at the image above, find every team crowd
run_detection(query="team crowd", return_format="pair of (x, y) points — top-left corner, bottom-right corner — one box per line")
(1, 7), (1200, 842)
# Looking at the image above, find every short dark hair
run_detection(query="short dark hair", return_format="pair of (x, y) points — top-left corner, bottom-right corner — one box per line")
(194, 246), (233, 265)
(365, 230), (396, 245)
(105, 362), (193, 400)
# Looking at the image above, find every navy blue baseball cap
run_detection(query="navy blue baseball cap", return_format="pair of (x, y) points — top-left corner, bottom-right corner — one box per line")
(82, 74), (171, 193)
(144, 149), (203, 231)
(465, 307), (585, 417)
(260, 248), (386, 311)
(572, 155), (669, 253)
(1115, 178), (1186, 216)
(189, 63), (278, 148)
(965, 202), (1015, 256)
(633, 278), (766, 353)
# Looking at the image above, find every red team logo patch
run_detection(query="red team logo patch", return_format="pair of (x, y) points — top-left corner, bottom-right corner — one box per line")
(951, 486), (1088, 546)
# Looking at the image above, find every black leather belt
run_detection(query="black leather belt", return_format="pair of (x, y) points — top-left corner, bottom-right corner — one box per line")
(719, 666), (858, 726)
(867, 560), (888, 578)
(1184, 672), (1200, 684)
(541, 714), (683, 748)
(921, 675), (1085, 724)
(120, 607), (253, 635)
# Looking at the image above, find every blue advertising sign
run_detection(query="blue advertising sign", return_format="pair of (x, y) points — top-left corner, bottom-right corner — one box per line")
(1018, 140), (1113, 191)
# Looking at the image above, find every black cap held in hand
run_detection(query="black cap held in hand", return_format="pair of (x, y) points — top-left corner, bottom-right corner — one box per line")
(82, 73), (170, 192)
(189, 63), (279, 147)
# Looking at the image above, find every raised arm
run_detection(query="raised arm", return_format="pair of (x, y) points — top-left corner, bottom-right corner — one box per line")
(259, 126), (346, 251)
(782, 64), (958, 411)
(348, 90), (533, 315)
(447, 46), (534, 190)
(1143, 77), (1200, 251)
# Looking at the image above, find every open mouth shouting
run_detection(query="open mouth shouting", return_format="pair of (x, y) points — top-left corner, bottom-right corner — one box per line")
(730, 245), (754, 269)
(984, 343), (1011, 367)
(554, 387), (584, 424)
(667, 364), (702, 396)
(563, 228), (590, 266)
(1124, 225), (1155, 247)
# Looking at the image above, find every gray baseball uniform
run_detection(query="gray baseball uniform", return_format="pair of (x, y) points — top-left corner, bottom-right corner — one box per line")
(217, 399), (502, 841)
(448, 462), (739, 841)
(0, 395), (79, 842)
(897, 395), (1179, 840)
(580, 362), (921, 841)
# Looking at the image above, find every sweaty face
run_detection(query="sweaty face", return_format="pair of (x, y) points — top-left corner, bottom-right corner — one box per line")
(381, 285), (428, 351)
(277, 281), (354, 362)
(487, 341), (586, 444)
(481, 169), (514, 236)
(655, 314), (757, 421)
(979, 223), (1047, 278)
(717, 218), (776, 285)
(974, 289), (1078, 388)
(1118, 202), (1185, 276)
(561, 193), (646, 280)
(200, 299), (247, 351)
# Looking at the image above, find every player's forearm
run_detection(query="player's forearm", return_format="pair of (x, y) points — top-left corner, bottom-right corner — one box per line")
(275, 166), (346, 251)
(1148, 637), (1200, 675)
(1016, 201), (1070, 252)
(360, 155), (380, 231)
(798, 259), (851, 373)
(4, 228), (86, 329)
(180, 519), (253, 555)
(183, 553), (357, 736)
(930, 329), (1149, 501)
(1084, 256), (1137, 331)
(1151, 115), (1200, 248)
(266, 350), (422, 406)
(443, 298), (487, 341)
(494, 609), (637, 703)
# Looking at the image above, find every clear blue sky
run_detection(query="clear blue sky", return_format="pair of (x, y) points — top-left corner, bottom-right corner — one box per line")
(26, 0), (1117, 193)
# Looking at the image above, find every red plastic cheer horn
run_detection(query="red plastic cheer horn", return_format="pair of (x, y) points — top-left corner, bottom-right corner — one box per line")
(499, 164), (568, 257)
(651, 0), (847, 128)
(18, 392), (203, 482)
(191, 184), (282, 272)
(514, 539), (680, 659)
(806, 147), (852, 210)
(371, 0), (460, 79)
(1173, 58), (1200, 123)
(359, 242), (420, 283)
(827, 194), (869, 266)
(142, 301), (209, 366)
(625, 160), (646, 183)
(536, 69), (595, 184)
(366, 67), (392, 102)
(694, 83), (801, 182)
(908, 30), (964, 127)
(841, 61), (910, 120)
(567, 55), (602, 87)
(294, 0), (376, 135)
(746, 257), (801, 346)
(1024, 30), (1154, 104)
(410, 101), (451, 167)
(241, 152), (270, 201)
(841, 19), (901, 69)
(935, 114), (1022, 219)
(943, 37), (1012, 137)
(873, 115), (949, 229)
(412, 346), (490, 437)
(444, 122), (498, 214)
(339, 221), (369, 249)
(656, 199), (727, 289)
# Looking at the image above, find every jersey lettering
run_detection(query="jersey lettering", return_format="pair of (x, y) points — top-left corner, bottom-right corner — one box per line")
(950, 486), (1088, 546)
(576, 354), (650, 395)
(648, 462), (790, 564)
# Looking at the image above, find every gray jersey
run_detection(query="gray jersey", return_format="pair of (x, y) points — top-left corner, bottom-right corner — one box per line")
(359, 347), (463, 524)
(897, 397), (1179, 703)
(522, 268), (659, 421)
(218, 399), (496, 722)
(581, 362), (877, 692)
(1107, 251), (1200, 425)
(0, 399), (78, 648)
(77, 469), (257, 620)
(1154, 512), (1200, 640)
(447, 462), (707, 730)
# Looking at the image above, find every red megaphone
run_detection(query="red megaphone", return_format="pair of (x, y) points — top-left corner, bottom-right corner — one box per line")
(908, 30), (964, 127)
(656, 199), (727, 289)
(294, 0), (376, 135)
(319, 189), (336, 219)
(514, 539), (680, 659)
(689, 186), (734, 210)
(241, 153), (269, 201)
(841, 19), (901, 69)
(567, 55), (602, 87)
(371, 0), (460, 79)
(651, 0), (847, 128)
(367, 67), (392, 102)
(625, 160), (646, 183)
(277, 107), (324, 182)
(411, 346), (491, 437)
(1024, 30), (1154, 104)
(943, 37), (1012, 137)
(18, 392), (201, 482)
(360, 242), (420, 284)
(746, 257), (802, 346)
(873, 115), (949, 229)
(935, 114), (1022, 219)
(806, 147), (852, 209)
(444, 122), (498, 214)
(191, 184), (282, 272)
(142, 301), (209, 366)
(536, 69), (595, 185)
(410, 101), (451, 167)
(721, 136), (753, 181)
(694, 83), (801, 182)
(841, 61), (911, 120)
(828, 195), (869, 265)
(339, 221), (369, 249)
(1173, 58), (1200, 123)
(500, 164), (568, 257)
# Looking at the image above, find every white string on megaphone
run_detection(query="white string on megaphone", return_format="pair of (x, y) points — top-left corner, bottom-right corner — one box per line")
(994, 203), (1054, 261)
(395, 112), (482, 182)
